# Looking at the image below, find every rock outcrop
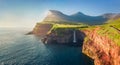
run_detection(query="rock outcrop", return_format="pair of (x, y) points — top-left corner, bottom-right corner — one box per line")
(82, 28), (120, 65)
(32, 23), (53, 37)
(42, 28), (85, 46)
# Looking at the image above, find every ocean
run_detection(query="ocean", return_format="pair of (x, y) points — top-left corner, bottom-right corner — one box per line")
(0, 28), (93, 65)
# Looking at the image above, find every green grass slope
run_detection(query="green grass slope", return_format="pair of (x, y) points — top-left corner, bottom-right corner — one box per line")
(83, 18), (120, 45)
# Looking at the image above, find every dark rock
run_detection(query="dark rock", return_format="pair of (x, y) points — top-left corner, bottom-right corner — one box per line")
(41, 29), (86, 46)
(26, 31), (33, 35)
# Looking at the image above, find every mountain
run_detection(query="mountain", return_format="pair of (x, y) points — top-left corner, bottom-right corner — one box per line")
(43, 10), (69, 21)
(42, 10), (120, 25)
(70, 12), (107, 24)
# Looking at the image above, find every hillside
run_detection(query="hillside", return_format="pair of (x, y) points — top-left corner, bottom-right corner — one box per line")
(30, 10), (120, 65)
(82, 18), (120, 45)
(80, 18), (120, 65)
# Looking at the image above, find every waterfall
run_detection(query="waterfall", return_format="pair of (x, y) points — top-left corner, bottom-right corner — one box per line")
(73, 31), (77, 43)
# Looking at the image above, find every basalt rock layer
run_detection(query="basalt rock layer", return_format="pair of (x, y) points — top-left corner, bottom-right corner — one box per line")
(42, 29), (85, 46)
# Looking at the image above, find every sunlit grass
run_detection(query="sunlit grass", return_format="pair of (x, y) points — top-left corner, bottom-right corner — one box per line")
(83, 18), (120, 45)
(47, 23), (88, 34)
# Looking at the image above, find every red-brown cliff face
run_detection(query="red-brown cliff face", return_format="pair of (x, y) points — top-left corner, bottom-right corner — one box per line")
(82, 27), (120, 65)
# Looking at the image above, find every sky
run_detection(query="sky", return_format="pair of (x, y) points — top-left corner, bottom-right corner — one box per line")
(0, 0), (120, 28)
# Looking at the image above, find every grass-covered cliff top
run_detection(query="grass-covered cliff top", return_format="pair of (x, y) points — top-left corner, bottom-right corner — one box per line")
(98, 19), (120, 45)
(83, 18), (120, 45)
(47, 23), (88, 34)
(37, 19), (120, 45)
(38, 21), (85, 25)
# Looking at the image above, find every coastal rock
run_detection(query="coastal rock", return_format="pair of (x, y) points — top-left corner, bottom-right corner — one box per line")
(32, 23), (53, 37)
(42, 29), (85, 46)
(82, 28), (120, 65)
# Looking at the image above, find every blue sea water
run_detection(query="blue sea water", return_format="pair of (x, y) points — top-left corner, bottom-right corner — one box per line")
(0, 28), (93, 65)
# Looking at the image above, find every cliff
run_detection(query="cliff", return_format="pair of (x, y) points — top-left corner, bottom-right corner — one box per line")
(42, 28), (85, 46)
(30, 10), (120, 65)
(32, 23), (53, 37)
(31, 23), (120, 65)
(82, 27), (120, 65)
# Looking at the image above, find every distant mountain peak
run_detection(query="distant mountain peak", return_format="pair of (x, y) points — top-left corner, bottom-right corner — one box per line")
(49, 10), (61, 13)
(43, 10), (69, 22)
(42, 10), (120, 25)
(48, 10), (64, 15)
(71, 12), (87, 17)
(74, 12), (85, 15)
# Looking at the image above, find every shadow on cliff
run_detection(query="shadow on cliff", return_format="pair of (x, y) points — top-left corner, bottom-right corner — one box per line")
(33, 29), (86, 47)
(75, 30), (86, 47)
(41, 29), (87, 47)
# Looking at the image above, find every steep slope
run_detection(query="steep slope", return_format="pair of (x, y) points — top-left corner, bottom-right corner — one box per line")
(32, 23), (53, 37)
(82, 18), (120, 65)
(43, 10), (71, 23)
(41, 24), (87, 46)
(82, 27), (120, 65)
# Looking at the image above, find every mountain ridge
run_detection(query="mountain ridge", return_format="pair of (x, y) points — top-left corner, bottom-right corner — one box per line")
(42, 10), (120, 25)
